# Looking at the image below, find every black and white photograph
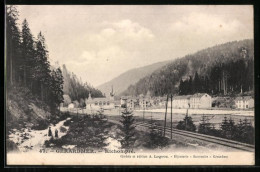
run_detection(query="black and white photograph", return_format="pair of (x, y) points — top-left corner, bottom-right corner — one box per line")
(5, 5), (255, 165)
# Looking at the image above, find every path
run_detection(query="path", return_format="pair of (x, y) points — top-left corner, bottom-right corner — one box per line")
(9, 117), (71, 152)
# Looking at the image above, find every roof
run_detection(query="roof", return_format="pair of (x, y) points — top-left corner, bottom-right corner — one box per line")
(173, 95), (192, 100)
(86, 97), (114, 103)
(121, 96), (132, 100)
(127, 99), (138, 103)
(114, 100), (121, 105)
(190, 93), (209, 98)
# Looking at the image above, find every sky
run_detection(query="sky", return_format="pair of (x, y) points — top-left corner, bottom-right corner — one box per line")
(16, 5), (253, 87)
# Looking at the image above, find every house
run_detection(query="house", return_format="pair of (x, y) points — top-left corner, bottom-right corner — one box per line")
(120, 96), (131, 107)
(68, 103), (75, 109)
(85, 88), (115, 111)
(158, 96), (167, 107)
(166, 93), (212, 109)
(168, 95), (192, 109)
(139, 96), (151, 110)
(72, 100), (79, 108)
(152, 96), (166, 108)
(120, 96), (139, 109)
(235, 96), (254, 109)
(190, 93), (212, 109)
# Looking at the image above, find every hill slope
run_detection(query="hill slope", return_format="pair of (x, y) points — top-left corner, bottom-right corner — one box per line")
(97, 60), (172, 96)
(62, 64), (104, 101)
(121, 39), (254, 96)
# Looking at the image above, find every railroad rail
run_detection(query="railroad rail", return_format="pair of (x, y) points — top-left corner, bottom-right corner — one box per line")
(135, 121), (254, 152)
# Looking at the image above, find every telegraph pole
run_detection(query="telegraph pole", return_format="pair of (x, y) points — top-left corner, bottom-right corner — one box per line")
(170, 94), (173, 139)
(163, 95), (168, 137)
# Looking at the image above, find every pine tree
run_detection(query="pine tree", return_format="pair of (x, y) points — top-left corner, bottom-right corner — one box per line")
(220, 116), (237, 139)
(21, 19), (36, 88)
(119, 108), (136, 149)
(177, 115), (196, 132)
(6, 5), (22, 86)
(193, 71), (201, 93)
(198, 115), (212, 134)
(49, 68), (64, 114)
(146, 117), (170, 149)
(34, 32), (51, 100)
(220, 116), (229, 137)
(241, 118), (254, 144)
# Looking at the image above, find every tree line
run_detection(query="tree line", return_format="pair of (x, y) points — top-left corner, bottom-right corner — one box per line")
(122, 39), (254, 97)
(176, 115), (254, 145)
(6, 5), (63, 114)
(62, 64), (104, 103)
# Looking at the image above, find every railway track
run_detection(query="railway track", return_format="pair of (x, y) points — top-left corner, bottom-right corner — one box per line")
(135, 121), (254, 152)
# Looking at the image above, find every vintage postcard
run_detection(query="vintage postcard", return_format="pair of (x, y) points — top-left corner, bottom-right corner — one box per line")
(5, 5), (255, 165)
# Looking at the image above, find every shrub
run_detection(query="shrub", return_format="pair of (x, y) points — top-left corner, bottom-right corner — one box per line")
(145, 121), (170, 149)
(32, 119), (49, 130)
(60, 126), (67, 133)
(63, 120), (71, 126)
(6, 139), (19, 152)
(176, 115), (196, 132)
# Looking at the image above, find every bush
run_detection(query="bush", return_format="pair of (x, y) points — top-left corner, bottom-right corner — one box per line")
(145, 122), (170, 149)
(32, 119), (49, 130)
(44, 137), (66, 148)
(60, 126), (67, 133)
(6, 139), (19, 152)
(64, 119), (71, 126)
(176, 115), (196, 132)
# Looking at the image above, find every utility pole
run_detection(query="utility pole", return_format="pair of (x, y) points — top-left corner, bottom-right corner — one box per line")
(185, 108), (188, 130)
(143, 104), (145, 122)
(170, 94), (173, 139)
(163, 95), (168, 137)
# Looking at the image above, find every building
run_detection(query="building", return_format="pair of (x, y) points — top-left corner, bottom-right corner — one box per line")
(190, 93), (212, 109)
(68, 103), (75, 109)
(166, 93), (212, 109)
(235, 96), (254, 109)
(72, 100), (79, 108)
(139, 97), (151, 110)
(152, 96), (167, 108)
(85, 88), (115, 111)
(120, 96), (139, 109)
(168, 95), (192, 109)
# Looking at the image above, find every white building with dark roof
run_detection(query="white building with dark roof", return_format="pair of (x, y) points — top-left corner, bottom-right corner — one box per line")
(235, 96), (254, 109)
(190, 93), (212, 109)
(85, 88), (115, 110)
(167, 93), (212, 109)
(168, 95), (192, 109)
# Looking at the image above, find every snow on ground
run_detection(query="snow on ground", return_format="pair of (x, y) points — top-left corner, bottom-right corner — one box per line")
(135, 108), (254, 116)
(9, 118), (71, 152)
(105, 137), (121, 150)
(62, 145), (76, 149)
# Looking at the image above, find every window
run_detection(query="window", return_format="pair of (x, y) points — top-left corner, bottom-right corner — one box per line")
(99, 102), (102, 105)
(95, 102), (98, 106)
(107, 101), (110, 105)
(103, 101), (106, 105)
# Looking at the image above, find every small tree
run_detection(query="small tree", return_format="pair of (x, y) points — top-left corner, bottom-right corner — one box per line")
(119, 108), (136, 149)
(176, 114), (196, 132)
(237, 118), (254, 144)
(220, 116), (236, 139)
(146, 117), (169, 149)
(198, 115), (212, 134)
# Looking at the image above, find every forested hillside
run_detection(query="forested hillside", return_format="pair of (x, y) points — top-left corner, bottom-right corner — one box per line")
(5, 5), (102, 130)
(121, 39), (254, 97)
(97, 61), (171, 97)
(62, 64), (104, 102)
(6, 6), (64, 114)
